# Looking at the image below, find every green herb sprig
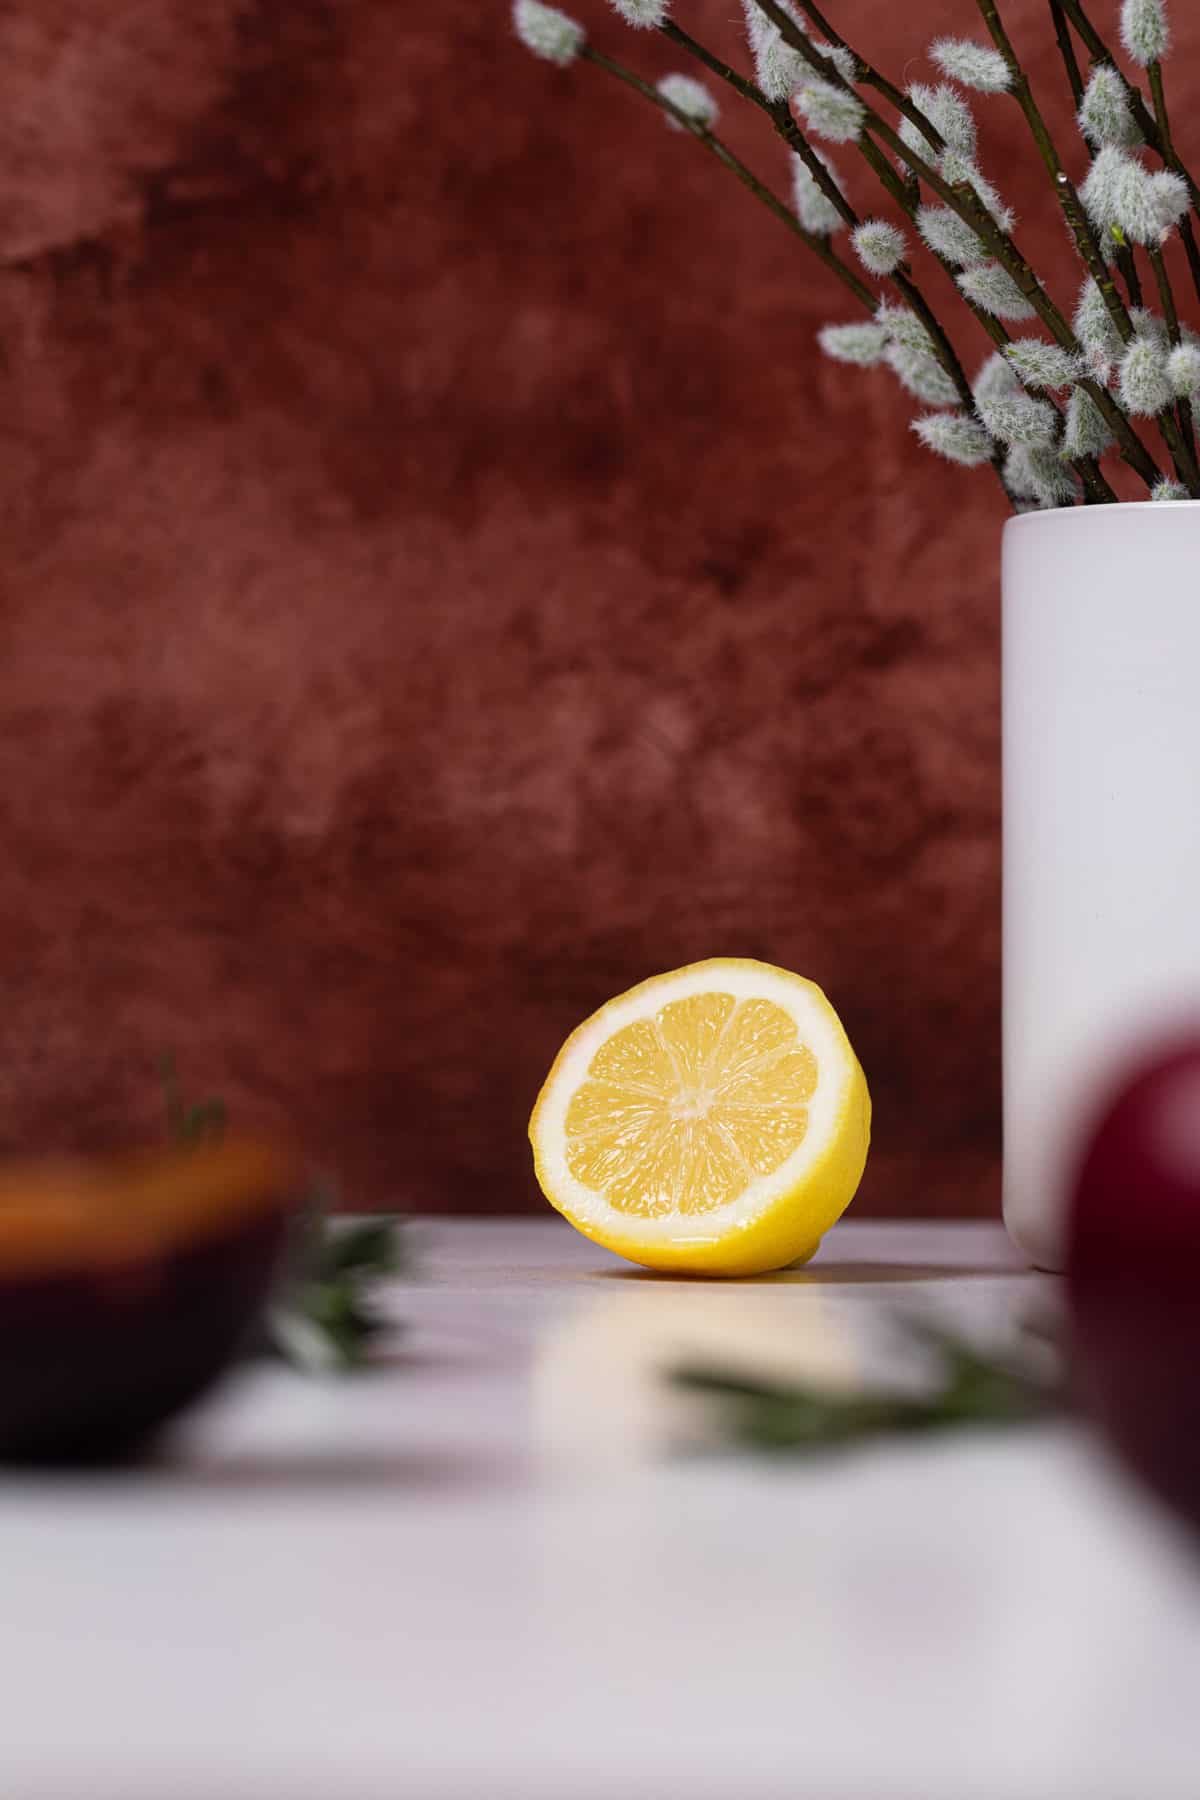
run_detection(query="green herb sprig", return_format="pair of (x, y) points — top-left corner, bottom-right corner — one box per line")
(672, 1321), (1065, 1454)
(160, 1056), (407, 1374)
(264, 1191), (408, 1374)
(160, 1053), (227, 1146)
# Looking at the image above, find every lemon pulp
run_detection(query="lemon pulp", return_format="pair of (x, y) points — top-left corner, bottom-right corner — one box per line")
(565, 994), (818, 1217)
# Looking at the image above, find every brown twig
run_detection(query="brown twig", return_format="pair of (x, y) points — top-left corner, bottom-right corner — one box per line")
(1148, 61), (1174, 163)
(1148, 241), (1197, 462)
(1049, 0), (1085, 106)
(1044, 0), (1142, 306)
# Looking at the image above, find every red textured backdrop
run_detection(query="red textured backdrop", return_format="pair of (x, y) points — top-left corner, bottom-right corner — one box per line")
(3, 1), (1197, 1212)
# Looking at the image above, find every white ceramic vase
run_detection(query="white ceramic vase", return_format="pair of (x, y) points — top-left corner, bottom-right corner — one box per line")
(1003, 500), (1200, 1270)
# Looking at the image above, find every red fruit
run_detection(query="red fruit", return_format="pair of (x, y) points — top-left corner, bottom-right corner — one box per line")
(0, 1139), (301, 1463)
(1066, 1041), (1200, 1531)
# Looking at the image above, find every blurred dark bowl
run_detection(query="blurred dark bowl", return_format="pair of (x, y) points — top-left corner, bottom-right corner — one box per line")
(0, 1139), (302, 1463)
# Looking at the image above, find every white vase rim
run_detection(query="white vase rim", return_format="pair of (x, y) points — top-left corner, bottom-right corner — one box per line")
(1005, 498), (1200, 537)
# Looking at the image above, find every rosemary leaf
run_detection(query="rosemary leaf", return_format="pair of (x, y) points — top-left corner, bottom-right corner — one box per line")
(672, 1326), (1064, 1455)
(159, 1056), (408, 1374)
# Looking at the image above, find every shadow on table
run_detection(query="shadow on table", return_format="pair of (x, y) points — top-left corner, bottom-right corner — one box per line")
(591, 1262), (1029, 1286)
(153, 1446), (527, 1495)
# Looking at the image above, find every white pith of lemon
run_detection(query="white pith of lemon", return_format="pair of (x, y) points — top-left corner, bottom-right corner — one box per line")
(529, 958), (871, 1275)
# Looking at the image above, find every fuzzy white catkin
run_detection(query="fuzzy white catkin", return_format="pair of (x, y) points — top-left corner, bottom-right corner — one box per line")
(743, 0), (808, 101)
(1132, 307), (1170, 348)
(886, 343), (959, 406)
(875, 302), (935, 355)
(976, 389), (1059, 446)
(1004, 339), (1081, 391)
(1082, 345), (1114, 381)
(1167, 342), (1200, 396)
(1033, 451), (1077, 503)
(911, 411), (994, 466)
(973, 351), (1021, 407)
(1080, 146), (1128, 235)
(852, 219), (907, 274)
(1117, 163), (1187, 243)
(1077, 65), (1140, 149)
(513, 0), (584, 64)
(656, 74), (719, 130)
(742, 4), (858, 90)
(1152, 479), (1190, 501)
(792, 151), (845, 236)
(1073, 277), (1124, 362)
(817, 321), (890, 366)
(1082, 147), (1188, 245)
(1119, 338), (1174, 414)
(1120, 0), (1170, 66)
(608, 0), (669, 25)
(1063, 388), (1116, 457)
(742, 0), (769, 44)
(958, 262), (1037, 321)
(1146, 170), (1190, 238)
(929, 38), (1012, 93)
(793, 77), (865, 143)
(916, 205), (990, 268)
(899, 84), (977, 160)
(1002, 447), (1042, 502)
(1006, 446), (1078, 506)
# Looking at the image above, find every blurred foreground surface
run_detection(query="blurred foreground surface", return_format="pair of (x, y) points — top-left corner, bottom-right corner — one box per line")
(1, 1218), (1197, 1800)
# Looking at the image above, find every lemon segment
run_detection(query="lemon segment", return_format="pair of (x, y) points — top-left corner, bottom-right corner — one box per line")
(529, 958), (871, 1275)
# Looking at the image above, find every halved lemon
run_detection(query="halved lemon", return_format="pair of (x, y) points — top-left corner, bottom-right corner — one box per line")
(529, 958), (870, 1275)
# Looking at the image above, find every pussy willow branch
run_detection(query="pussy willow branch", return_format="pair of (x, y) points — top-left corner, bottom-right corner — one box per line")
(661, 22), (854, 242)
(1114, 245), (1145, 310)
(1056, 0), (1200, 206)
(1148, 61), (1174, 164)
(1044, 0), (1142, 306)
(841, 117), (1110, 500)
(778, 0), (957, 152)
(577, 45), (1040, 503)
(665, 12), (1111, 502)
(587, 40), (1023, 507)
(1056, 0), (1200, 304)
(1149, 244), (1181, 339)
(973, 0), (1200, 493)
(849, 120), (1108, 500)
(1049, 0), (1084, 105)
(787, 0), (1131, 445)
(659, 21), (771, 115)
(661, 30), (968, 397)
(1141, 58), (1200, 328)
(658, 20), (1024, 502)
(579, 46), (873, 308)
(749, 0), (1162, 492)
(661, 22), (855, 239)
(854, 128), (1114, 503)
(1148, 241), (1197, 459)
(789, 0), (1121, 356)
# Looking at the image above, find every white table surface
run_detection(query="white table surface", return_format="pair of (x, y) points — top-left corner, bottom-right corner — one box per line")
(2, 1218), (1198, 1800)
